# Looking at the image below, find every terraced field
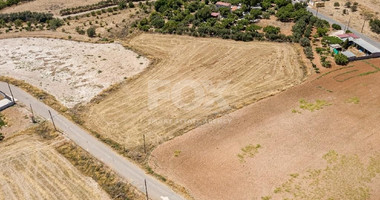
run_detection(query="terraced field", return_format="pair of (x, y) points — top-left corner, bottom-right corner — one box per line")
(0, 133), (110, 200)
(84, 34), (308, 154)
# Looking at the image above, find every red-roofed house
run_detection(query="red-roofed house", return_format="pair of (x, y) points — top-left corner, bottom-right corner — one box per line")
(216, 1), (231, 8)
(211, 12), (220, 18)
(337, 33), (360, 39)
(231, 5), (238, 11)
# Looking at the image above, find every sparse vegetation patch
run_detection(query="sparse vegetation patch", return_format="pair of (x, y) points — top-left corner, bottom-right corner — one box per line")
(299, 99), (331, 112)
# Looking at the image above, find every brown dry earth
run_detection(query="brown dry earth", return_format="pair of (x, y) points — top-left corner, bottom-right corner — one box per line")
(257, 15), (295, 36)
(150, 58), (380, 200)
(317, 0), (380, 41)
(0, 0), (101, 16)
(84, 34), (308, 153)
(0, 106), (32, 137)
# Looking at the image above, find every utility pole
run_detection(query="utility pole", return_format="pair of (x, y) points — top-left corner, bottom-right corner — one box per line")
(7, 82), (15, 103)
(48, 110), (57, 131)
(144, 179), (149, 200)
(30, 104), (36, 123)
(346, 15), (351, 31)
(316, 5), (319, 17)
(143, 134), (147, 154)
(361, 18), (367, 33)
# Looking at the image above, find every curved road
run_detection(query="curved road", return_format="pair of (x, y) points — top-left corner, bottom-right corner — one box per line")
(0, 82), (185, 200)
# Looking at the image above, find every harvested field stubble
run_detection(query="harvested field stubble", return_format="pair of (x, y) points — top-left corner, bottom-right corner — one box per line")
(84, 34), (308, 160)
(0, 128), (110, 200)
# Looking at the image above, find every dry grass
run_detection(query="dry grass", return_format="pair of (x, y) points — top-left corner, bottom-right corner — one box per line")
(316, 0), (380, 41)
(83, 33), (308, 162)
(0, 0), (103, 16)
(0, 125), (111, 200)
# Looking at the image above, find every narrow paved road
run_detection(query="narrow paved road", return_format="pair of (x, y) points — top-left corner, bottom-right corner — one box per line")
(307, 7), (380, 49)
(0, 82), (185, 200)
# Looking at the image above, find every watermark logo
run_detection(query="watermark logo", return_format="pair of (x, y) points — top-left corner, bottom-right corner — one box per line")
(148, 79), (231, 111)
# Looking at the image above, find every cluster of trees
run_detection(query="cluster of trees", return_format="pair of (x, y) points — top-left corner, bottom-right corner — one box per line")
(0, 11), (53, 23)
(369, 19), (380, 34)
(334, 53), (349, 65)
(138, 0), (309, 42)
(60, 0), (135, 16)
(291, 10), (331, 60)
(0, 0), (33, 10)
(0, 11), (63, 31)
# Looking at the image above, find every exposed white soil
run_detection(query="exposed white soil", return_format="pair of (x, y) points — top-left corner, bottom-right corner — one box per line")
(0, 38), (149, 108)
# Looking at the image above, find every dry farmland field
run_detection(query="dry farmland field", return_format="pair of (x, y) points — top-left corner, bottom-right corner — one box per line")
(83, 33), (308, 158)
(150, 58), (380, 200)
(0, 130), (110, 200)
(0, 37), (149, 108)
(0, 0), (101, 16)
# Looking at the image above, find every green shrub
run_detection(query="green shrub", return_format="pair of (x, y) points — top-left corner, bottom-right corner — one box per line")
(300, 37), (310, 47)
(323, 36), (343, 44)
(48, 18), (63, 30)
(304, 46), (314, 59)
(332, 23), (341, 30)
(369, 19), (380, 34)
(335, 53), (349, 65)
(87, 27), (96, 37)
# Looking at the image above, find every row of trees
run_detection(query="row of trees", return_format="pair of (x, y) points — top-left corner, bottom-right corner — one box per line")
(0, 11), (63, 30)
(0, 11), (53, 23)
(59, 0), (139, 16)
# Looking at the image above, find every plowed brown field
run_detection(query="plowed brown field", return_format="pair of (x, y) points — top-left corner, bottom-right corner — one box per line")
(150, 58), (380, 200)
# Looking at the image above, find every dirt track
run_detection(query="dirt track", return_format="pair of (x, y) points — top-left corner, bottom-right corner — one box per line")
(150, 58), (380, 200)
(84, 34), (308, 154)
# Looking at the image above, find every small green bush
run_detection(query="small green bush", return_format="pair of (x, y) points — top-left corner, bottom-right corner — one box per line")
(87, 27), (96, 37)
(335, 53), (349, 65)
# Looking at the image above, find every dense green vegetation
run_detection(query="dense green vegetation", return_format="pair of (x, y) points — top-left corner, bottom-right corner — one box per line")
(137, 0), (313, 42)
(0, 11), (63, 31)
(0, 11), (53, 23)
(369, 19), (380, 34)
(0, 0), (33, 10)
(335, 53), (349, 65)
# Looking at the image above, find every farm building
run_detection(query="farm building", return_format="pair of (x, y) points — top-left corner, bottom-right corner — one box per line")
(351, 38), (380, 56)
(0, 91), (15, 111)
(334, 33), (380, 61)
(309, 0), (325, 7)
(341, 51), (356, 60)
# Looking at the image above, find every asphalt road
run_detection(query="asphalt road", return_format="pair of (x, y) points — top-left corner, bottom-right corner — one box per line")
(0, 82), (185, 200)
(307, 7), (380, 49)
